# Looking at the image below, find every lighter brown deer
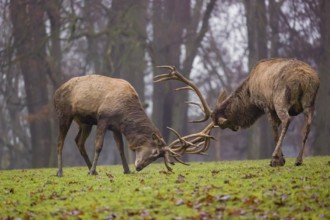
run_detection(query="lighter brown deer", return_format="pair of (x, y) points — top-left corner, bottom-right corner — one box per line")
(157, 58), (320, 167)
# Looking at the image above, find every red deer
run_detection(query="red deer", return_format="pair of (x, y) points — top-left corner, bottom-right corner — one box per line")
(54, 74), (212, 176)
(156, 58), (320, 167)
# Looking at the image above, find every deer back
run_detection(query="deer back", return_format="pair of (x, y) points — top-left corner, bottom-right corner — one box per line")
(247, 58), (319, 110)
(212, 58), (320, 130)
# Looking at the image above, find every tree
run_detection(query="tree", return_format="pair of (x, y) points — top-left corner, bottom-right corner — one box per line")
(244, 0), (273, 159)
(151, 0), (216, 143)
(10, 0), (52, 167)
(314, 0), (330, 155)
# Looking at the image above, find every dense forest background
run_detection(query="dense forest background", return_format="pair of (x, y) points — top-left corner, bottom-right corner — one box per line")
(0, 0), (329, 170)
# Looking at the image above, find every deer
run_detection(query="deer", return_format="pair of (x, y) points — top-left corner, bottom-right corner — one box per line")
(156, 58), (320, 167)
(54, 74), (213, 176)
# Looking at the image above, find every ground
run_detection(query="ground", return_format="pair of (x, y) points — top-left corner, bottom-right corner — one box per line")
(0, 156), (329, 219)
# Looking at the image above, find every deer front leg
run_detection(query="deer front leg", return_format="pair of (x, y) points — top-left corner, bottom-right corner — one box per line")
(113, 131), (131, 174)
(270, 110), (291, 167)
(75, 123), (93, 170)
(89, 122), (107, 175)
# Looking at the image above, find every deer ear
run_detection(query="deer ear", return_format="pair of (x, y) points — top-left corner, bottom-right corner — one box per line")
(217, 89), (228, 104)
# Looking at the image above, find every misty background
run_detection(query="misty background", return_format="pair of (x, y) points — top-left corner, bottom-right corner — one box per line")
(0, 0), (329, 170)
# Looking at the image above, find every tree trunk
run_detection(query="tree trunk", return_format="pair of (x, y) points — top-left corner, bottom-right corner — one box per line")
(244, 0), (271, 159)
(151, 0), (216, 145)
(314, 0), (330, 155)
(101, 0), (148, 163)
(269, 0), (281, 58)
(10, 0), (52, 168)
(45, 0), (63, 167)
(152, 0), (190, 141)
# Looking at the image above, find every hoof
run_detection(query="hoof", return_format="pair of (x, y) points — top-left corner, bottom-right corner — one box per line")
(57, 170), (63, 177)
(89, 170), (98, 175)
(270, 156), (285, 167)
(124, 170), (131, 174)
(294, 161), (303, 166)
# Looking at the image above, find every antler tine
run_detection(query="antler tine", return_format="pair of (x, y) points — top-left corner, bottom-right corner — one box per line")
(175, 86), (193, 92)
(154, 65), (212, 122)
(173, 156), (190, 166)
(157, 65), (176, 70)
(167, 122), (215, 155)
(186, 137), (211, 154)
(166, 126), (186, 146)
(154, 66), (178, 83)
(186, 101), (204, 111)
(166, 127), (199, 152)
(188, 122), (214, 152)
(164, 155), (173, 172)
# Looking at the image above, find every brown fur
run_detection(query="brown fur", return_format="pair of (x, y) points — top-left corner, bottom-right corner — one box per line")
(54, 75), (164, 176)
(212, 58), (320, 166)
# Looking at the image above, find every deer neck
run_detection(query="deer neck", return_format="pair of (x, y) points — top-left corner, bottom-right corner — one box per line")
(120, 110), (156, 150)
(226, 83), (264, 128)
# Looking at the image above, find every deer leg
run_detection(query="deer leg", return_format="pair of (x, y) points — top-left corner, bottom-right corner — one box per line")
(270, 110), (291, 167)
(266, 110), (285, 165)
(295, 107), (313, 166)
(113, 131), (131, 174)
(89, 122), (107, 175)
(56, 117), (72, 177)
(75, 123), (93, 170)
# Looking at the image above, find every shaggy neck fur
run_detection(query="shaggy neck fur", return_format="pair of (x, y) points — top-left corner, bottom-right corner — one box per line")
(219, 80), (264, 129)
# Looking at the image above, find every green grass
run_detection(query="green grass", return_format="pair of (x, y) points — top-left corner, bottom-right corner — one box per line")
(1, 157), (329, 219)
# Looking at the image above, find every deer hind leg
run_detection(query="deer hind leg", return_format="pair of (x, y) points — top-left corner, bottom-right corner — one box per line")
(56, 116), (73, 177)
(113, 131), (131, 174)
(271, 109), (292, 167)
(295, 106), (313, 166)
(89, 121), (107, 175)
(75, 123), (93, 170)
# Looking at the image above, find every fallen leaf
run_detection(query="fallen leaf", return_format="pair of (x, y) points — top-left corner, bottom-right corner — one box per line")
(68, 181), (79, 185)
(211, 170), (220, 175)
(126, 209), (140, 216)
(159, 170), (171, 175)
(228, 209), (246, 216)
(176, 199), (184, 206)
(303, 206), (313, 212)
(70, 209), (84, 216)
(106, 173), (114, 183)
(216, 195), (231, 201)
(105, 213), (117, 220)
(140, 209), (151, 217)
(175, 174), (185, 184)
(242, 173), (257, 179)
(242, 195), (258, 205)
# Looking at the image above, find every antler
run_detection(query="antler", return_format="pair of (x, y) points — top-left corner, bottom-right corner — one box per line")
(168, 122), (215, 153)
(155, 65), (216, 170)
(161, 122), (215, 171)
(154, 65), (212, 123)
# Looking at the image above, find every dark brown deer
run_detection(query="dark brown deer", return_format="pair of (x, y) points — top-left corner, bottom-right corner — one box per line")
(54, 74), (212, 176)
(156, 58), (320, 167)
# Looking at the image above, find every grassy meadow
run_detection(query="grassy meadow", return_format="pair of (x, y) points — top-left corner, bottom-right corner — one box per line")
(0, 156), (329, 219)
